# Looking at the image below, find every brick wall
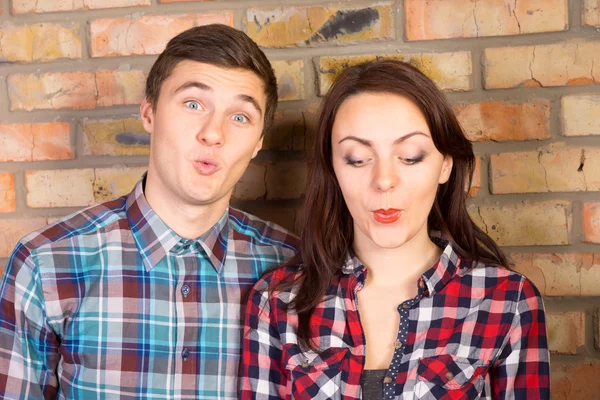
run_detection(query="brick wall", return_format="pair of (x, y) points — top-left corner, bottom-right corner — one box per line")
(0, 0), (598, 395)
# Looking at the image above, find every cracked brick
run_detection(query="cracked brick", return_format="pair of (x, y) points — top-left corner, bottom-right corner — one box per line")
(318, 52), (472, 95)
(0, 173), (16, 213)
(484, 40), (600, 89)
(490, 144), (600, 193)
(512, 253), (600, 296)
(90, 12), (233, 57)
(12, 0), (151, 14)
(0, 123), (73, 162)
(454, 100), (551, 142)
(405, 0), (567, 40)
(467, 202), (572, 246)
(582, 202), (600, 244)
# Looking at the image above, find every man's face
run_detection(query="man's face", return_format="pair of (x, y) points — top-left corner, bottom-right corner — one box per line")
(141, 60), (266, 210)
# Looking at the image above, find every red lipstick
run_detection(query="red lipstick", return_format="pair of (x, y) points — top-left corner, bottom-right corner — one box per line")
(373, 209), (402, 224)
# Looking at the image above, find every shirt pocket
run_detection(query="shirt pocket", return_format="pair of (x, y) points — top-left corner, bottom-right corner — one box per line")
(283, 346), (349, 400)
(414, 354), (486, 400)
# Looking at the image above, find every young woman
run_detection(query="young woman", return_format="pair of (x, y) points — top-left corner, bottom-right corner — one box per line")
(240, 60), (549, 399)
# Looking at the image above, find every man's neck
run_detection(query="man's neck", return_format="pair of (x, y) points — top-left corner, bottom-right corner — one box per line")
(144, 179), (230, 240)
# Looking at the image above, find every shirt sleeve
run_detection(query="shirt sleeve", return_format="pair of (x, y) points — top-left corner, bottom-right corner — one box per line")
(492, 276), (550, 399)
(0, 244), (60, 399)
(240, 278), (288, 399)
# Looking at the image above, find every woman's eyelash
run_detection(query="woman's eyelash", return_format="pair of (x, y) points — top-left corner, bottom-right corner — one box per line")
(403, 154), (425, 164)
(344, 156), (366, 166)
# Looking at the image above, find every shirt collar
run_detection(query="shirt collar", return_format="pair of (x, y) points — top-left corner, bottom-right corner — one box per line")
(341, 237), (462, 296)
(126, 175), (229, 274)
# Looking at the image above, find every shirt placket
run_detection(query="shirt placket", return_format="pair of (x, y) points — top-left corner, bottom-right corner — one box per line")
(383, 278), (427, 400)
(172, 241), (200, 397)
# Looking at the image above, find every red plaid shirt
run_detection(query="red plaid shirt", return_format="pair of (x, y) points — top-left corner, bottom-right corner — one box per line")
(240, 240), (549, 399)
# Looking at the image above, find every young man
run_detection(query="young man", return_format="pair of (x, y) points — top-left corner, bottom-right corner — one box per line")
(0, 24), (297, 399)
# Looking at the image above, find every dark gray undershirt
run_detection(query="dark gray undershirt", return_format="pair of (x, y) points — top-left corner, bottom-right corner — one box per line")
(360, 369), (387, 399)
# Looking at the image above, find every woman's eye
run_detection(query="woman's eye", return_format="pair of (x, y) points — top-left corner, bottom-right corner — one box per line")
(233, 114), (249, 123)
(401, 155), (425, 165)
(344, 156), (367, 167)
(185, 100), (201, 110)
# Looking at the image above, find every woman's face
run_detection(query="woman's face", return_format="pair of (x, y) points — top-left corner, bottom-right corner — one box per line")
(331, 92), (453, 250)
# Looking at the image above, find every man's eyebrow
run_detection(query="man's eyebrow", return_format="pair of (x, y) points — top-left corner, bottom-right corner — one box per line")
(172, 82), (263, 117)
(338, 131), (429, 145)
(173, 81), (212, 94)
(237, 94), (263, 117)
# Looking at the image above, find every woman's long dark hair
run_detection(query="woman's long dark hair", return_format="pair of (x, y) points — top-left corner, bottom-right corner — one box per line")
(274, 59), (508, 349)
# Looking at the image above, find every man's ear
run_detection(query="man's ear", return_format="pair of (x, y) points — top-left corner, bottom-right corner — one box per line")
(251, 137), (264, 159)
(140, 98), (155, 134)
(439, 155), (453, 184)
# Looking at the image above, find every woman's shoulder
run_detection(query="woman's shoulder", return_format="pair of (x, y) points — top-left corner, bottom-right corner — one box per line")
(251, 263), (305, 301)
(461, 260), (542, 301)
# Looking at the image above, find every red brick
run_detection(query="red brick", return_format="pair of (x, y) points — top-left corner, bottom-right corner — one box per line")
(483, 41), (600, 89)
(12, 0), (150, 14)
(0, 218), (49, 258)
(8, 72), (96, 111)
(0, 123), (73, 162)
(582, 202), (600, 244)
(454, 100), (550, 142)
(552, 362), (600, 399)
(583, 0), (600, 26)
(490, 144), (600, 194)
(0, 173), (16, 213)
(95, 70), (146, 107)
(0, 22), (81, 63)
(512, 253), (600, 296)
(405, 0), (568, 40)
(468, 202), (571, 246)
(466, 157), (481, 198)
(546, 312), (585, 354)
(561, 94), (600, 136)
(247, 3), (394, 48)
(265, 161), (307, 200)
(8, 70), (146, 111)
(318, 52), (472, 95)
(90, 12), (233, 57)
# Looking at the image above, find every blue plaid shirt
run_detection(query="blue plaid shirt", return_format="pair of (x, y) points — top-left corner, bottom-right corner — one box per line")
(0, 176), (297, 399)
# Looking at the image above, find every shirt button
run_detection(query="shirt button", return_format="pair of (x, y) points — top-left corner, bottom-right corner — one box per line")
(383, 376), (393, 384)
(301, 361), (310, 368)
(181, 284), (190, 298)
(402, 303), (410, 309)
(394, 340), (402, 349)
(445, 372), (454, 381)
(182, 348), (189, 361)
(418, 280), (425, 289)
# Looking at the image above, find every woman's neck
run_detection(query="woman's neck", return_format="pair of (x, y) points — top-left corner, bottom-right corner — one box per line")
(353, 228), (442, 288)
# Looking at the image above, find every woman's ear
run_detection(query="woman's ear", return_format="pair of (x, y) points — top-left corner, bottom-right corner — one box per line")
(438, 155), (453, 184)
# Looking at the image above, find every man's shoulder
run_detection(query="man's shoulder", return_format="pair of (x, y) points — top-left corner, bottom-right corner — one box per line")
(18, 196), (129, 256)
(228, 207), (299, 251)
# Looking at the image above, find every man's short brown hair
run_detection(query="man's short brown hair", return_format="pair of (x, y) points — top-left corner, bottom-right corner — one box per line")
(145, 24), (278, 133)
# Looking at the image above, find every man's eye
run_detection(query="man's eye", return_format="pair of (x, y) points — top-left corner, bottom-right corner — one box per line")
(185, 100), (201, 110)
(233, 114), (249, 123)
